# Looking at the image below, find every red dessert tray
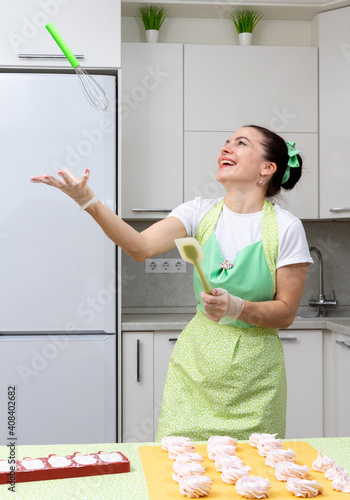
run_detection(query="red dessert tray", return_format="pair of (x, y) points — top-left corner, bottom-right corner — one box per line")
(0, 451), (130, 484)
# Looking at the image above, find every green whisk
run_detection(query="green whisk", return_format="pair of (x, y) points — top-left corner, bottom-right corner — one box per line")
(46, 23), (109, 111)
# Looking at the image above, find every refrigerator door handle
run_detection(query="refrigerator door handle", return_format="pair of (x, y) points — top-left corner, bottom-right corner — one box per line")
(18, 54), (84, 60)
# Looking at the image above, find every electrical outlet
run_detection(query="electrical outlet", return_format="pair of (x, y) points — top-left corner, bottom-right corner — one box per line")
(145, 259), (186, 273)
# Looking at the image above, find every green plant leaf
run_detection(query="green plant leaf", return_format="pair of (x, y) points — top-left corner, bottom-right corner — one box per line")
(138, 5), (168, 31)
(230, 9), (263, 34)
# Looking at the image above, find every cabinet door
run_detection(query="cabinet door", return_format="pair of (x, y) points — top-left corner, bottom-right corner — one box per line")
(184, 45), (317, 133)
(332, 333), (350, 437)
(121, 43), (183, 219)
(122, 332), (154, 442)
(153, 331), (180, 436)
(319, 8), (350, 218)
(184, 131), (318, 219)
(0, 0), (120, 68)
(279, 329), (323, 438)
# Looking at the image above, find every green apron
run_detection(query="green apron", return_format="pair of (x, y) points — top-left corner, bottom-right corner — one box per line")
(155, 199), (287, 441)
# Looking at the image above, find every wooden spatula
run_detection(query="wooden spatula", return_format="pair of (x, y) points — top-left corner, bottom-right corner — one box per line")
(175, 237), (212, 294)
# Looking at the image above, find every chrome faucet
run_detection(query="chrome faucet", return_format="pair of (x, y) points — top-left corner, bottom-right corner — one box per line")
(309, 246), (338, 317)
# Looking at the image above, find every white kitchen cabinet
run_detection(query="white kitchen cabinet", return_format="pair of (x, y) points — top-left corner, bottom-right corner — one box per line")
(122, 330), (180, 442)
(0, 0), (120, 68)
(122, 328), (323, 442)
(184, 45), (318, 134)
(330, 332), (350, 437)
(122, 332), (154, 442)
(279, 329), (323, 438)
(184, 131), (318, 219)
(319, 7), (350, 219)
(121, 43), (183, 219)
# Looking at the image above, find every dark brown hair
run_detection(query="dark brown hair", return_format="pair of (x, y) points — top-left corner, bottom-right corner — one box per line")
(246, 125), (303, 197)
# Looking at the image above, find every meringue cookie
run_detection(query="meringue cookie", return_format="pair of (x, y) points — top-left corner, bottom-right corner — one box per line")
(172, 461), (206, 483)
(214, 453), (244, 472)
(312, 450), (335, 472)
(47, 455), (72, 468)
(265, 448), (297, 467)
(257, 438), (283, 457)
(207, 443), (236, 461)
(221, 463), (252, 485)
(332, 471), (350, 493)
(179, 475), (212, 498)
(249, 433), (278, 448)
(275, 462), (310, 481)
(168, 442), (196, 460)
(161, 436), (193, 452)
(325, 463), (348, 481)
(175, 453), (204, 464)
(235, 476), (271, 499)
(208, 436), (238, 447)
(286, 478), (324, 497)
(0, 460), (11, 472)
(72, 454), (96, 465)
(20, 458), (46, 470)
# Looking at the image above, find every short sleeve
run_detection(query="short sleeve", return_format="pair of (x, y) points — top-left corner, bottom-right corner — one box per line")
(277, 218), (314, 269)
(167, 198), (222, 237)
(167, 199), (197, 237)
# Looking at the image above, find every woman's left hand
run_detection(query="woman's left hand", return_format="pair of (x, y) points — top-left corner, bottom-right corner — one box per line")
(200, 288), (244, 323)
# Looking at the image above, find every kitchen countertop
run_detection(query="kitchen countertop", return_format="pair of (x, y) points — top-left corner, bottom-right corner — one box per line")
(0, 438), (349, 499)
(122, 313), (350, 336)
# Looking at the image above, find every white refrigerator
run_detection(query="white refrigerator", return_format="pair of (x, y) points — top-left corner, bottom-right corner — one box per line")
(0, 73), (117, 445)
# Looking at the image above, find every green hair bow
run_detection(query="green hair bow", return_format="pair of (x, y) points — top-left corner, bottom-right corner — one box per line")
(282, 141), (300, 184)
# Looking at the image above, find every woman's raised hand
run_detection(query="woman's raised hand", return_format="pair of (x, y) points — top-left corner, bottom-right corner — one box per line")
(30, 168), (96, 208)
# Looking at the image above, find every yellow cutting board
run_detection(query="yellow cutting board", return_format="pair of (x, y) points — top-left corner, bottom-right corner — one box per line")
(139, 441), (349, 499)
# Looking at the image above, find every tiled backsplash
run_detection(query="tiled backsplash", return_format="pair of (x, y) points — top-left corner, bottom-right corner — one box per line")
(122, 220), (350, 317)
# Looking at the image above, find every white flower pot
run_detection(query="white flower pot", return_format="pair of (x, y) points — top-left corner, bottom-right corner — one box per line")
(145, 30), (159, 43)
(238, 32), (252, 46)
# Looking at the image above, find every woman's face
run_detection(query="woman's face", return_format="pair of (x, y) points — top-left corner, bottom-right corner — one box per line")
(216, 127), (267, 187)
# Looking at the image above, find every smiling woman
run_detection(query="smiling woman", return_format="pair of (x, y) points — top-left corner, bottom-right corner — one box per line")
(31, 123), (313, 441)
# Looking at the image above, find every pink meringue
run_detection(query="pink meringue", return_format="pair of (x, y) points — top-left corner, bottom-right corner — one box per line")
(207, 443), (236, 461)
(249, 433), (278, 448)
(214, 453), (244, 472)
(257, 438), (283, 457)
(312, 450), (335, 472)
(275, 462), (310, 481)
(221, 463), (252, 485)
(161, 436), (193, 452)
(175, 452), (204, 464)
(332, 471), (350, 493)
(265, 448), (297, 467)
(168, 442), (196, 460)
(235, 476), (271, 499)
(172, 461), (206, 483)
(324, 462), (348, 481)
(208, 435), (238, 447)
(179, 475), (212, 498)
(286, 478), (324, 497)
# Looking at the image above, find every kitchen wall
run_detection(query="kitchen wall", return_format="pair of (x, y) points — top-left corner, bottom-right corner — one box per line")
(121, 218), (350, 317)
(121, 13), (350, 319)
(122, 16), (316, 47)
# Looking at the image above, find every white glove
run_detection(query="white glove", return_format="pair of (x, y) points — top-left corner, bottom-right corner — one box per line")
(200, 288), (244, 323)
(30, 168), (97, 209)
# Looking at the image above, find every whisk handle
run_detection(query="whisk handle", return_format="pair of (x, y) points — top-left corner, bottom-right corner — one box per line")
(46, 23), (79, 69)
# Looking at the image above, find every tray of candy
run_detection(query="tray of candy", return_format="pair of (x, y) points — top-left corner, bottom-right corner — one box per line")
(0, 450), (130, 484)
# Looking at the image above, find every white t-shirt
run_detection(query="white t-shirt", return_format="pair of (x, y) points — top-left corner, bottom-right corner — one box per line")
(168, 197), (313, 269)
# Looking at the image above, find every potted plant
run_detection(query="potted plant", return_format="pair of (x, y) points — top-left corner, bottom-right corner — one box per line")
(138, 5), (168, 43)
(230, 9), (263, 46)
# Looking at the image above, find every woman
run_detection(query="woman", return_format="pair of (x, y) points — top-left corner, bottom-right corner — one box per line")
(31, 125), (313, 440)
